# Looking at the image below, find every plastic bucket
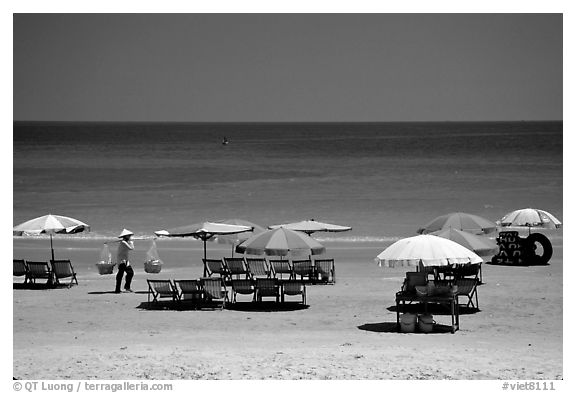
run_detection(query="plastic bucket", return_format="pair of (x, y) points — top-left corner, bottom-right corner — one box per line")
(400, 313), (417, 333)
(418, 314), (434, 333)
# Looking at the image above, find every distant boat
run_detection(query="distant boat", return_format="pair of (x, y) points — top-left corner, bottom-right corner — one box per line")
(222, 137), (229, 146)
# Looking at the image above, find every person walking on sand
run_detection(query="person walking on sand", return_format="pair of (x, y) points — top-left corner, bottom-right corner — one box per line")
(115, 229), (135, 293)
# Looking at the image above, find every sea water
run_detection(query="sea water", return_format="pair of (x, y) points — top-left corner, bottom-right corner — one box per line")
(13, 121), (562, 268)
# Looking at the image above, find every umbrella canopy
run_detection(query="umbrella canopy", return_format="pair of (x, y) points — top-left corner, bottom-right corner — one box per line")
(236, 227), (326, 257)
(154, 221), (253, 261)
(268, 219), (352, 235)
(210, 219), (266, 257)
(497, 208), (562, 229)
(375, 234), (483, 268)
(13, 214), (90, 260)
(417, 212), (497, 235)
(430, 228), (498, 258)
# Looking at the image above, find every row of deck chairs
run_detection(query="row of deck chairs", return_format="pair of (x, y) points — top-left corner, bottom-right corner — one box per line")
(203, 257), (335, 284)
(418, 262), (483, 284)
(147, 277), (306, 309)
(13, 259), (78, 287)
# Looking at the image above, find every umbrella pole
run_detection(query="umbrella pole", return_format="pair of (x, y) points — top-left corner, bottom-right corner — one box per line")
(202, 240), (208, 277)
(50, 233), (55, 261)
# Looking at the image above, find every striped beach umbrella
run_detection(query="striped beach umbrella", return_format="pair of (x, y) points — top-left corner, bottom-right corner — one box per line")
(498, 208), (562, 229)
(236, 227), (326, 257)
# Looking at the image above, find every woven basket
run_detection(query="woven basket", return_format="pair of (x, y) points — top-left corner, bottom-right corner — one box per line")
(144, 260), (162, 274)
(96, 262), (115, 275)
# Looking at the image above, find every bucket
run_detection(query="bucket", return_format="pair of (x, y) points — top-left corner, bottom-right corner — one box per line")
(400, 313), (417, 333)
(95, 262), (115, 275)
(144, 260), (163, 274)
(418, 314), (435, 333)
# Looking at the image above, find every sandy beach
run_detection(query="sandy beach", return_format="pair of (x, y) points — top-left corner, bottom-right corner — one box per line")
(12, 237), (563, 380)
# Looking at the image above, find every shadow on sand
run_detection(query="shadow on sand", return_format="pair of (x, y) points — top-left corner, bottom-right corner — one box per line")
(386, 303), (480, 315)
(13, 282), (76, 290)
(136, 300), (309, 312)
(357, 321), (455, 334)
(87, 290), (148, 295)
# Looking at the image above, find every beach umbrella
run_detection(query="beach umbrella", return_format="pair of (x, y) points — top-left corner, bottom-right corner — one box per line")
(417, 212), (497, 235)
(13, 214), (90, 260)
(268, 218), (352, 235)
(430, 228), (498, 258)
(210, 219), (266, 256)
(154, 221), (253, 261)
(236, 227), (326, 257)
(375, 234), (483, 268)
(497, 208), (562, 231)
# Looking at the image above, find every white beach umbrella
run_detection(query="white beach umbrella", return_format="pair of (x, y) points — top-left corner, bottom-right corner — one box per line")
(13, 214), (91, 260)
(210, 219), (265, 256)
(268, 219), (352, 235)
(375, 234), (483, 268)
(497, 208), (562, 229)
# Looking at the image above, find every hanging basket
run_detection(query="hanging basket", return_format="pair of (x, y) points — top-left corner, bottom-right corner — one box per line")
(144, 259), (163, 274)
(96, 261), (115, 275)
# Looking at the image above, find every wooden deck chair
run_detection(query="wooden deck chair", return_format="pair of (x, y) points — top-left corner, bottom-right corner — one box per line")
(454, 278), (479, 310)
(200, 277), (229, 309)
(224, 257), (249, 279)
(246, 258), (271, 278)
(26, 261), (53, 285)
(398, 272), (428, 295)
(147, 279), (178, 303)
(203, 258), (228, 278)
(314, 259), (335, 284)
(454, 263), (483, 283)
(13, 259), (28, 284)
(269, 260), (293, 280)
(292, 259), (314, 282)
(50, 260), (78, 287)
(230, 279), (256, 303)
(174, 279), (204, 306)
(255, 278), (280, 302)
(281, 281), (306, 304)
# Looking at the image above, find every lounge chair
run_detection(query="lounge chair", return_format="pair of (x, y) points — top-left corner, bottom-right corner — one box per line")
(203, 258), (229, 279)
(26, 261), (53, 285)
(397, 272), (428, 296)
(147, 279), (178, 303)
(230, 279), (256, 303)
(255, 278), (280, 302)
(292, 259), (314, 282)
(174, 279), (204, 306)
(200, 277), (229, 309)
(224, 257), (250, 279)
(418, 262), (438, 281)
(314, 259), (335, 284)
(453, 263), (483, 283)
(245, 258), (271, 278)
(269, 260), (293, 280)
(50, 259), (78, 287)
(454, 278), (479, 310)
(281, 281), (306, 304)
(13, 259), (28, 284)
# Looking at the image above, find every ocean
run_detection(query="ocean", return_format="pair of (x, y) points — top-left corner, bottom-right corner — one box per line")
(13, 121), (563, 268)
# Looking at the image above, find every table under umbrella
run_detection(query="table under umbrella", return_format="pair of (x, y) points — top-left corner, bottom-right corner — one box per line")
(13, 214), (90, 260)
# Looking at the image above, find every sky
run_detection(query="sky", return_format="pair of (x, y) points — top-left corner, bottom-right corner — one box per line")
(13, 13), (562, 122)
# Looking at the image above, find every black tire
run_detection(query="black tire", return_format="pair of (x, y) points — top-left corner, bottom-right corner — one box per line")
(524, 233), (553, 265)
